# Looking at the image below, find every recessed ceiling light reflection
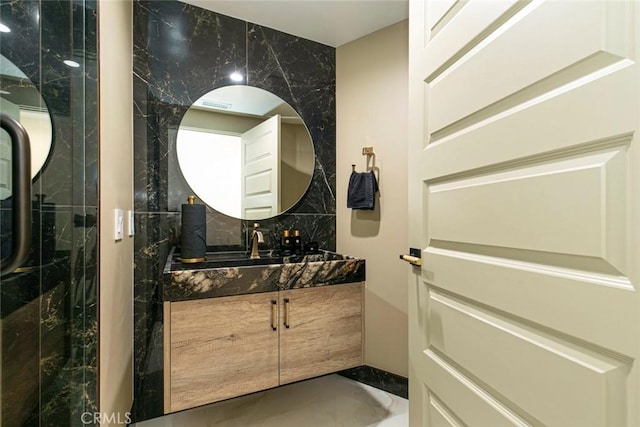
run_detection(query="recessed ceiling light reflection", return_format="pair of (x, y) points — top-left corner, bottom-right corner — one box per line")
(63, 59), (80, 68)
(0, 23), (11, 33)
(229, 72), (243, 82)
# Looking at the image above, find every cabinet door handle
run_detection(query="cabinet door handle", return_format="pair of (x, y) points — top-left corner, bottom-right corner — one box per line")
(270, 300), (277, 331)
(284, 298), (290, 329)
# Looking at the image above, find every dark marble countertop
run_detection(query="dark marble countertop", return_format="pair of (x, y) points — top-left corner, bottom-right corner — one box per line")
(163, 247), (365, 302)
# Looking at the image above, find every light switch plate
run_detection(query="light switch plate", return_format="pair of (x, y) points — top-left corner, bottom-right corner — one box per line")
(114, 208), (124, 241)
(127, 210), (135, 237)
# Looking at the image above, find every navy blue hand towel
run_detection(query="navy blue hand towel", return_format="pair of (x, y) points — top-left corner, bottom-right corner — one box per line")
(347, 171), (378, 210)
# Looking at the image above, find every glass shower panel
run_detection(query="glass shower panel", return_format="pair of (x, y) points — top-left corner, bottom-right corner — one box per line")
(0, 0), (98, 426)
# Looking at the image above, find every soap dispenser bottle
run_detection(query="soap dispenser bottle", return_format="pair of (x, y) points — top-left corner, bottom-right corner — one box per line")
(281, 229), (293, 256)
(293, 229), (302, 255)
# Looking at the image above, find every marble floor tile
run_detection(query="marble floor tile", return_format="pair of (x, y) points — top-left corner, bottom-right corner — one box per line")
(134, 374), (408, 427)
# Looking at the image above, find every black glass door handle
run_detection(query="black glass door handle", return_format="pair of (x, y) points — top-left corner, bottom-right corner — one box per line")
(1, 114), (32, 276)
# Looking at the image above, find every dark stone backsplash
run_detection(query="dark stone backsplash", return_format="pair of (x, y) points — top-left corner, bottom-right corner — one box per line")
(133, 1), (336, 421)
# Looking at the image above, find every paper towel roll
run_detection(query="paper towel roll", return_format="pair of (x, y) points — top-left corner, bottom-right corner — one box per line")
(181, 196), (206, 262)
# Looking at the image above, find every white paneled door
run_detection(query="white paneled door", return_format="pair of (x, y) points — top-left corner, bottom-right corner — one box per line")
(408, 1), (640, 426)
(241, 114), (281, 219)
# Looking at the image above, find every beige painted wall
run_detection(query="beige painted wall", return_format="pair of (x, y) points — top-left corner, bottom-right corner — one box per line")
(98, 0), (134, 424)
(336, 20), (409, 377)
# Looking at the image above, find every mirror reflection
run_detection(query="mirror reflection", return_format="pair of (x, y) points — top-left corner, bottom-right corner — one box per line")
(177, 85), (315, 220)
(0, 54), (53, 201)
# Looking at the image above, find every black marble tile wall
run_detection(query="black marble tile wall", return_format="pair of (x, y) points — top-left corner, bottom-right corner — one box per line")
(0, 0), (98, 425)
(132, 212), (180, 421)
(133, 0), (336, 421)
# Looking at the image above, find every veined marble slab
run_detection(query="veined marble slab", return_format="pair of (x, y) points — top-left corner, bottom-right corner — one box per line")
(163, 248), (365, 302)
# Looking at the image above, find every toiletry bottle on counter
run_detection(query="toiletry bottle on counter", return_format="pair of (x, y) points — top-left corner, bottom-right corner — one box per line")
(293, 229), (302, 255)
(281, 229), (292, 256)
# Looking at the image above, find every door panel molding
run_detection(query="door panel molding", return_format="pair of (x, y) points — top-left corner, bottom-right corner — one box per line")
(428, 147), (628, 266)
(429, 292), (629, 426)
(425, 131), (633, 185)
(427, 391), (467, 427)
(430, 53), (631, 144)
(429, 1), (633, 134)
(425, 349), (532, 426)
(426, 240), (630, 279)
(425, 0), (530, 83)
(424, 65), (637, 180)
(423, 248), (636, 357)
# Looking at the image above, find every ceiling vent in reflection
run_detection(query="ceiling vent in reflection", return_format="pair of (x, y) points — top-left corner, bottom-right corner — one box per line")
(202, 100), (232, 110)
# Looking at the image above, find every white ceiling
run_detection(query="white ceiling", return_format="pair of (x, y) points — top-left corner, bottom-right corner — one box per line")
(180, 0), (409, 47)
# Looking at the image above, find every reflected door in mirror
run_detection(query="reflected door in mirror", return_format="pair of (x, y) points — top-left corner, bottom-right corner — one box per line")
(241, 114), (280, 219)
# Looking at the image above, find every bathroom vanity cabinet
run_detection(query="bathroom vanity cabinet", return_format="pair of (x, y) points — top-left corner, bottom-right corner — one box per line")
(164, 282), (363, 413)
(279, 283), (363, 385)
(165, 291), (280, 412)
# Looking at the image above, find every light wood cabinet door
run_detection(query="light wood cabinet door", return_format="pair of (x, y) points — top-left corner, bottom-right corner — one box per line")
(279, 283), (363, 385)
(166, 291), (279, 412)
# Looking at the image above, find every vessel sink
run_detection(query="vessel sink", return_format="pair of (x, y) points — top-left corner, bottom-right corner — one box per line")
(170, 251), (284, 271)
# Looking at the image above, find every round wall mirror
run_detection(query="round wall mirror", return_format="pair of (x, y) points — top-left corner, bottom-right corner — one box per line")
(177, 85), (315, 220)
(0, 54), (53, 201)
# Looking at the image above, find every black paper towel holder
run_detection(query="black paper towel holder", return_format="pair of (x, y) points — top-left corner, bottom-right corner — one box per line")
(180, 195), (207, 263)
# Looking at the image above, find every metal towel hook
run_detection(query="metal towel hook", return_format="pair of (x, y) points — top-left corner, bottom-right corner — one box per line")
(351, 147), (376, 173)
(362, 146), (375, 171)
